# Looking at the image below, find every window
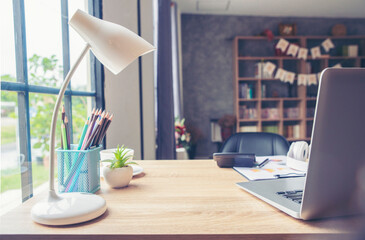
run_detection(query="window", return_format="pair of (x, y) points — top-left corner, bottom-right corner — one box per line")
(0, 0), (103, 215)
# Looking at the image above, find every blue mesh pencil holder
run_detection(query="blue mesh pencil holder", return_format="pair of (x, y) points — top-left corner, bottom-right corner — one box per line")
(56, 145), (102, 193)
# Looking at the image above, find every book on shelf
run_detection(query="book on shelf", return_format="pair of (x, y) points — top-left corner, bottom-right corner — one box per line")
(239, 83), (254, 99)
(262, 125), (279, 134)
(239, 105), (257, 119)
(342, 45), (358, 57)
(255, 62), (272, 78)
(239, 125), (258, 132)
(291, 125), (300, 138)
(284, 107), (300, 118)
(210, 122), (222, 142)
(284, 124), (300, 138)
(261, 108), (280, 119)
(261, 83), (266, 98)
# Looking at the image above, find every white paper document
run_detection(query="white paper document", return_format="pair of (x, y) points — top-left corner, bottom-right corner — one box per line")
(233, 155), (306, 181)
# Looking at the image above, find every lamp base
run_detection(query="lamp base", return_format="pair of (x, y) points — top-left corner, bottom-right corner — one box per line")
(31, 190), (106, 226)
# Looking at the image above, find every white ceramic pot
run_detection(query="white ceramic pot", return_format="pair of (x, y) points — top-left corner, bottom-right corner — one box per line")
(102, 165), (133, 188)
(100, 148), (134, 178)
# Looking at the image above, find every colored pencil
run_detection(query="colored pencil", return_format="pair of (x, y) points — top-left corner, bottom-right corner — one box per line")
(66, 157), (84, 192)
(61, 122), (70, 176)
(64, 109), (114, 192)
(63, 109), (93, 192)
(61, 105), (65, 149)
(98, 112), (110, 144)
(97, 114), (113, 145)
(64, 116), (71, 150)
(64, 153), (84, 192)
(93, 112), (108, 146)
(89, 109), (100, 133)
(61, 129), (64, 149)
(81, 108), (96, 150)
(90, 110), (103, 141)
(61, 123), (68, 150)
(77, 119), (89, 150)
(62, 105), (65, 122)
(99, 114), (114, 144)
(65, 116), (92, 191)
(84, 112), (105, 149)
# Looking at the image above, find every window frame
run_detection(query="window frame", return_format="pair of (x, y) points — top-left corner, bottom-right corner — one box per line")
(1, 0), (103, 202)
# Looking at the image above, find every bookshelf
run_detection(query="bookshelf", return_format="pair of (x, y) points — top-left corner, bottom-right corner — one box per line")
(233, 35), (365, 141)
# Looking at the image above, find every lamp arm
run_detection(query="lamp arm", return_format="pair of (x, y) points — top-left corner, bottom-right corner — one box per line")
(49, 43), (91, 192)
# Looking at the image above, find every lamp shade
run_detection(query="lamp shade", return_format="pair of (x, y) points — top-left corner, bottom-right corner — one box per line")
(69, 9), (155, 75)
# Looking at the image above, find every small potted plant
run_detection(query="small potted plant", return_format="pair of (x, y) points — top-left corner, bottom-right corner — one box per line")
(102, 145), (137, 188)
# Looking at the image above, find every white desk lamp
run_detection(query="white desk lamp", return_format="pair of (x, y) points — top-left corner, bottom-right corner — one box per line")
(31, 9), (155, 225)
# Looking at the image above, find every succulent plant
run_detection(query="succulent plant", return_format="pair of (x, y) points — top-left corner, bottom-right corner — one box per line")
(102, 145), (137, 169)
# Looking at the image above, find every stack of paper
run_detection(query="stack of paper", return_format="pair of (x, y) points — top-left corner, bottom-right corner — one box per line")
(234, 156), (306, 181)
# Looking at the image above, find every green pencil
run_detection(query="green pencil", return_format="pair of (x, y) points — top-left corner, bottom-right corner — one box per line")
(61, 123), (70, 175)
(77, 119), (89, 150)
(62, 123), (68, 150)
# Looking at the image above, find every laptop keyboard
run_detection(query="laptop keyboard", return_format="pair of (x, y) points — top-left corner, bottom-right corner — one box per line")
(276, 190), (303, 204)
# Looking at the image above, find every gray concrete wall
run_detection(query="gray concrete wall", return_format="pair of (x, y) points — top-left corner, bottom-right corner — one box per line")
(181, 14), (365, 158)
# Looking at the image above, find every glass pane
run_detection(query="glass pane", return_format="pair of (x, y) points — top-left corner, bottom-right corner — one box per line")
(69, 1), (91, 92)
(72, 96), (93, 145)
(24, 0), (63, 87)
(0, 0), (17, 81)
(0, 91), (22, 215)
(29, 93), (61, 191)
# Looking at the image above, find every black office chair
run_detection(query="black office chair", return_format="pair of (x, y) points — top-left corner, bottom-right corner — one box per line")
(219, 132), (290, 156)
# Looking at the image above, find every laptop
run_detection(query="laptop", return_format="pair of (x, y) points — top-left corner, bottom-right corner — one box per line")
(236, 68), (365, 220)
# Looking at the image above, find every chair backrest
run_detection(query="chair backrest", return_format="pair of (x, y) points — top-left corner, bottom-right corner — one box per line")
(219, 132), (290, 156)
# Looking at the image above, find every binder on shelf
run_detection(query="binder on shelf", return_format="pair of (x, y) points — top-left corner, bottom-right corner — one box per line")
(239, 125), (258, 132)
(262, 125), (279, 134)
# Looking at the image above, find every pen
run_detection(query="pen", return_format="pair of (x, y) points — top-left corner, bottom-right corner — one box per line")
(274, 173), (306, 178)
(258, 158), (270, 168)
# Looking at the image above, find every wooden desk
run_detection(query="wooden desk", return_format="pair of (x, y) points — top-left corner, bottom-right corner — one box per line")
(0, 160), (363, 240)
